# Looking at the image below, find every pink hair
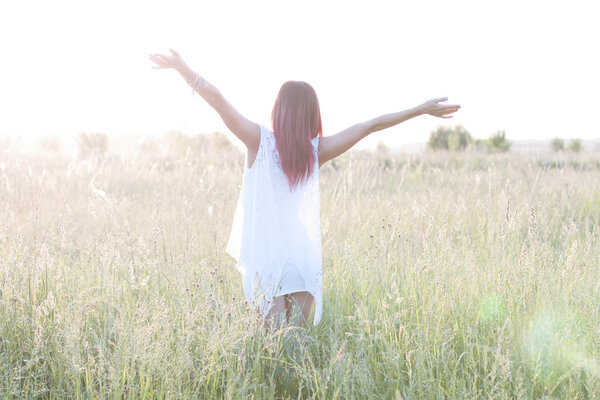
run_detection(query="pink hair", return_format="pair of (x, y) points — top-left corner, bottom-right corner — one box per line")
(271, 81), (323, 190)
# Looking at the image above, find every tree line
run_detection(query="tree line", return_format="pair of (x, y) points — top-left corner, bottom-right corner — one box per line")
(427, 126), (584, 153)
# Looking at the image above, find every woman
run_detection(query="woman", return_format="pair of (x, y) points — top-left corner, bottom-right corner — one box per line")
(149, 49), (460, 330)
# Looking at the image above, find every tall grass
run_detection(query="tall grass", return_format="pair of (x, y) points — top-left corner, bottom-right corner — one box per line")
(1, 147), (600, 398)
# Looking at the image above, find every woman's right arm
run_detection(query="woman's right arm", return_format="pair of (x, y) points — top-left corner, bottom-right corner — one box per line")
(149, 49), (260, 153)
(318, 98), (460, 167)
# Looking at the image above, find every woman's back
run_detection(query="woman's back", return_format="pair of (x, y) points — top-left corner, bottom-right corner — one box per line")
(226, 125), (323, 325)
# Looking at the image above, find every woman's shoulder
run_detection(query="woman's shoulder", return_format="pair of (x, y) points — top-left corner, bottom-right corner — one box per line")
(258, 124), (274, 136)
(247, 125), (277, 169)
(257, 124), (277, 145)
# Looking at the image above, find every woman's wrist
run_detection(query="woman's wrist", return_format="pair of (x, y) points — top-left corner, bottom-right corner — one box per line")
(176, 64), (210, 94)
(414, 104), (427, 116)
(176, 63), (194, 82)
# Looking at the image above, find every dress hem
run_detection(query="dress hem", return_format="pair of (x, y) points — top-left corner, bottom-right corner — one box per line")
(275, 287), (311, 297)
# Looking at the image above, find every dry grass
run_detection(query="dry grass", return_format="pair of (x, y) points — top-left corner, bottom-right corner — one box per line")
(1, 145), (600, 398)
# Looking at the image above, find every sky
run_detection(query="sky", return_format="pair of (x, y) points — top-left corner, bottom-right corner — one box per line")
(1, 0), (599, 149)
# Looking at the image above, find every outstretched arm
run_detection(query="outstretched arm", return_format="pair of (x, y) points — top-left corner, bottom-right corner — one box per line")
(149, 49), (260, 152)
(318, 98), (460, 166)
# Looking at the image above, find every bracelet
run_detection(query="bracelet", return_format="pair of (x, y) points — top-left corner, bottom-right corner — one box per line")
(187, 72), (209, 95)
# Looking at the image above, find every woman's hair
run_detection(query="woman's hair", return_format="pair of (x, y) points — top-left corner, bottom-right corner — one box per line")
(271, 81), (323, 190)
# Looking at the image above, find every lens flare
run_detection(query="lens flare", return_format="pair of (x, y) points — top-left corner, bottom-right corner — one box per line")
(522, 309), (599, 382)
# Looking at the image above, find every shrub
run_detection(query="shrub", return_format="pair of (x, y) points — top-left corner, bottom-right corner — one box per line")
(209, 131), (235, 150)
(448, 125), (473, 151)
(164, 131), (240, 159)
(428, 125), (473, 151)
(189, 131), (236, 153)
(78, 132), (108, 157)
(427, 126), (451, 150)
(38, 135), (62, 153)
(486, 130), (511, 153)
(137, 135), (161, 156)
(567, 139), (582, 153)
(469, 138), (487, 152)
(551, 138), (564, 152)
(166, 130), (191, 157)
(0, 136), (12, 152)
(376, 140), (390, 155)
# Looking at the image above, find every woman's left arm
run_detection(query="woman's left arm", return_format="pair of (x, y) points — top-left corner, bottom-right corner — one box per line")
(318, 98), (460, 167)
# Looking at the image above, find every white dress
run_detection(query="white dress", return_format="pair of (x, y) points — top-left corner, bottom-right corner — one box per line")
(226, 124), (323, 325)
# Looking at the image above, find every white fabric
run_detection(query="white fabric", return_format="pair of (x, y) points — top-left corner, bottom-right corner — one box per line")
(226, 124), (323, 325)
(275, 262), (307, 297)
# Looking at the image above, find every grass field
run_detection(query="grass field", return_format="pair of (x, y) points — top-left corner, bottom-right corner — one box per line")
(1, 143), (600, 399)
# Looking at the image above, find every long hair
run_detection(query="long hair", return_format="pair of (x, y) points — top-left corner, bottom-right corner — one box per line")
(271, 81), (323, 190)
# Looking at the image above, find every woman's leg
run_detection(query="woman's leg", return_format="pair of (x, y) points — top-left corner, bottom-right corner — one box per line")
(264, 295), (287, 330)
(284, 294), (293, 322)
(286, 291), (314, 326)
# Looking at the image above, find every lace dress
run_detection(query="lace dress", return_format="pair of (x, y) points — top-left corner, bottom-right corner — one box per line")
(226, 125), (323, 325)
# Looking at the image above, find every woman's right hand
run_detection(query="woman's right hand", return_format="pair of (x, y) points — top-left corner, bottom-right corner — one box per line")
(419, 97), (461, 119)
(148, 48), (187, 71)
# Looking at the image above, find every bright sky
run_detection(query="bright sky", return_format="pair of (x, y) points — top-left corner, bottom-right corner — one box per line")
(1, 0), (598, 148)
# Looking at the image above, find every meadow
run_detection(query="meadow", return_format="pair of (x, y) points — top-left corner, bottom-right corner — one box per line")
(1, 138), (600, 399)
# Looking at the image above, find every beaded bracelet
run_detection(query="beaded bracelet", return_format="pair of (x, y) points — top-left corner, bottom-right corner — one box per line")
(188, 72), (209, 95)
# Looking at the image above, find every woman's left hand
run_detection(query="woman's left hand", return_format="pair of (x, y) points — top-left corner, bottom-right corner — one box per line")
(148, 48), (187, 71)
(419, 97), (461, 119)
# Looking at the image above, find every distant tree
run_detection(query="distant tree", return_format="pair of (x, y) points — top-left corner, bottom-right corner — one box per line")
(0, 136), (12, 151)
(427, 126), (451, 150)
(469, 138), (487, 152)
(137, 135), (160, 156)
(209, 131), (235, 150)
(376, 140), (390, 155)
(428, 125), (473, 151)
(166, 130), (191, 156)
(164, 131), (241, 159)
(551, 138), (565, 152)
(38, 135), (61, 152)
(567, 138), (582, 153)
(485, 130), (511, 153)
(449, 125), (473, 151)
(78, 132), (108, 156)
(189, 131), (237, 153)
